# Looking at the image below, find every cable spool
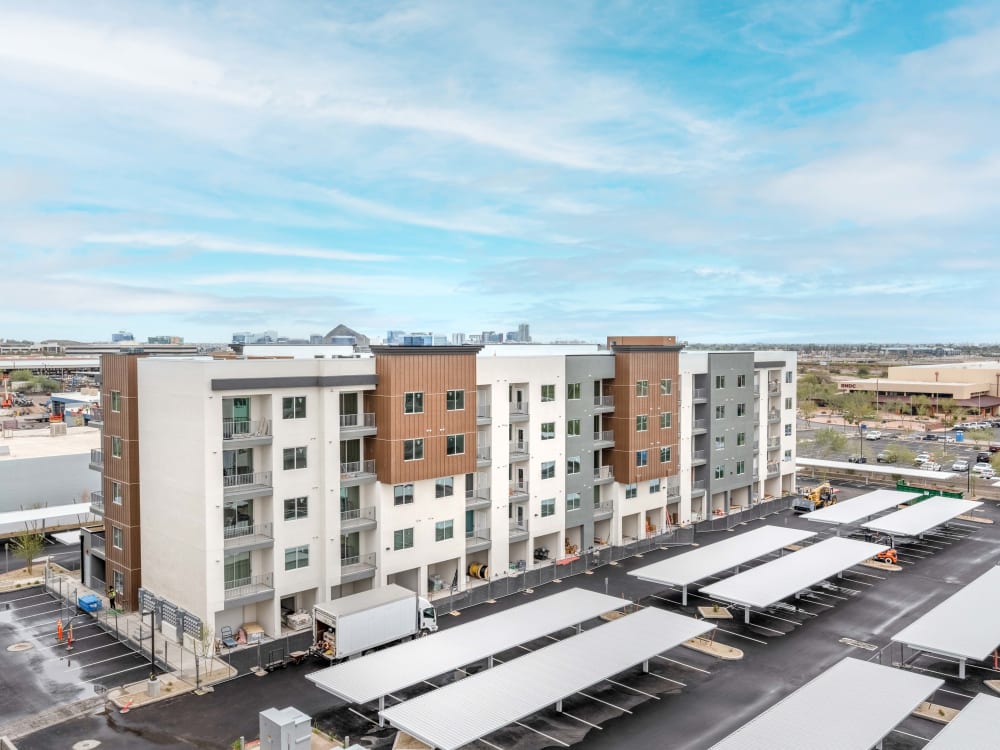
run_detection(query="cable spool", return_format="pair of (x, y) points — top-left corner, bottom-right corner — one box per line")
(468, 563), (489, 579)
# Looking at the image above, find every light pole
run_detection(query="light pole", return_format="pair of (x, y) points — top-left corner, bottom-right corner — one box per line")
(143, 609), (157, 680)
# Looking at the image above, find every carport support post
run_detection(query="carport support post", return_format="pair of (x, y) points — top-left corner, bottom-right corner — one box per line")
(379, 695), (385, 727)
(642, 659), (649, 673)
(555, 699), (563, 713)
(959, 658), (966, 680)
(744, 607), (751, 625)
(682, 585), (688, 606)
(488, 655), (494, 669)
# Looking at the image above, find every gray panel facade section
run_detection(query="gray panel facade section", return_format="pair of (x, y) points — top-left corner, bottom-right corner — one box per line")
(210, 374), (377, 391)
(0, 454), (96, 512)
(753, 360), (786, 369)
(707, 353), (756, 503)
(564, 355), (616, 549)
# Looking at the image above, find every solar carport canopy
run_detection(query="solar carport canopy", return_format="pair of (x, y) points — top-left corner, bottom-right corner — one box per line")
(699, 537), (887, 609)
(862, 498), (982, 537)
(628, 525), (815, 587)
(708, 657), (942, 750)
(893, 565), (1000, 662)
(801, 488), (914, 526)
(307, 588), (629, 704)
(924, 693), (1000, 749)
(381, 607), (713, 750)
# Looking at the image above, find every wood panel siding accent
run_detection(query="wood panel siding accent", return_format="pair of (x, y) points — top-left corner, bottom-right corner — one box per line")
(607, 338), (681, 485)
(371, 348), (479, 484)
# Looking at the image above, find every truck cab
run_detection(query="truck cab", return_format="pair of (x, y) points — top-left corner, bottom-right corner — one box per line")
(419, 597), (439, 633)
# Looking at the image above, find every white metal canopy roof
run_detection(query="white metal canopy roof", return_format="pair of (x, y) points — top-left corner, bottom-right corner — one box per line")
(381, 607), (713, 750)
(708, 657), (942, 750)
(628, 525), (815, 587)
(797, 456), (957, 480)
(801, 488), (915, 526)
(862, 497), (982, 537)
(699, 537), (887, 609)
(0, 503), (97, 535)
(307, 588), (629, 704)
(923, 693), (1000, 749)
(893, 566), (1000, 661)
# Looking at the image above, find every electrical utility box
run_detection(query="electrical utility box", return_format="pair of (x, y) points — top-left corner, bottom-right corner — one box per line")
(258, 706), (311, 750)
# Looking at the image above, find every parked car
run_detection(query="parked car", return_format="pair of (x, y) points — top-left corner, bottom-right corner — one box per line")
(977, 452), (991, 464)
(922, 433), (939, 441)
(876, 450), (897, 464)
(914, 453), (931, 465)
(952, 459), (970, 472)
(921, 461), (942, 472)
(972, 463), (996, 479)
(848, 455), (868, 464)
(864, 430), (882, 441)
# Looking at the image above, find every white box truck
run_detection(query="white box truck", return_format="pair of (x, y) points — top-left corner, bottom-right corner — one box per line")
(312, 584), (438, 663)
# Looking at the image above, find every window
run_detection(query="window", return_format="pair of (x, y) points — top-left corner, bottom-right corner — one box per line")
(736, 460), (746, 476)
(660, 412), (672, 429)
(394, 484), (414, 505)
(715, 405), (725, 420)
(541, 422), (555, 440)
(110, 390), (122, 412)
(737, 374), (747, 388)
(112, 481), (123, 505)
(111, 436), (122, 458)
(112, 570), (124, 594)
(714, 436), (725, 451)
(737, 403), (746, 417)
(784, 424), (793, 437)
(112, 525), (123, 549)
(567, 419), (581, 436)
(435, 519), (454, 541)
(784, 449), (793, 461)
(785, 370), (793, 384)
(403, 438), (424, 461)
(660, 378), (672, 396)
(566, 492), (581, 511)
(636, 380), (649, 397)
(393, 528), (414, 550)
(283, 446), (307, 470)
(541, 384), (555, 402)
(636, 415), (648, 432)
(649, 479), (661, 493)
(625, 483), (637, 499)
(785, 397), (793, 410)
(541, 461), (555, 479)
(715, 375), (726, 389)
(567, 457), (581, 475)
(282, 396), (306, 419)
(541, 498), (555, 517)
(714, 465), (725, 479)
(660, 446), (671, 463)
(404, 392), (424, 414)
(446, 389), (465, 411)
(284, 496), (308, 520)
(636, 450), (648, 467)
(567, 383), (581, 400)
(285, 545), (309, 571)
(737, 431), (746, 446)
(446, 434), (465, 455)
(435, 477), (454, 498)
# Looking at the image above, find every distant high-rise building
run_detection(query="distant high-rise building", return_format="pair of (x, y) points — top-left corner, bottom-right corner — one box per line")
(147, 336), (183, 345)
(433, 336), (448, 346)
(403, 333), (433, 346)
(505, 331), (518, 342)
(386, 330), (405, 345)
(111, 330), (134, 342)
(309, 334), (324, 345)
(452, 332), (467, 345)
(518, 323), (531, 343)
(232, 330), (278, 345)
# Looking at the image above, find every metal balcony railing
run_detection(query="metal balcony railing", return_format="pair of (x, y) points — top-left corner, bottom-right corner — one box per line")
(509, 480), (529, 499)
(340, 460), (376, 478)
(340, 507), (376, 523)
(466, 527), (491, 543)
(766, 463), (780, 477)
(339, 412), (375, 428)
(509, 440), (529, 456)
(692, 449), (706, 460)
(768, 382), (781, 395)
(476, 447), (492, 462)
(89, 491), (104, 514)
(692, 479), (707, 491)
(222, 471), (272, 489)
(224, 573), (274, 600)
(341, 552), (376, 570)
(692, 388), (707, 399)
(223, 419), (272, 440)
(465, 486), (491, 502)
(508, 520), (529, 536)
(594, 466), (614, 480)
(90, 449), (103, 469)
(665, 482), (681, 499)
(767, 411), (780, 423)
(594, 395), (614, 408)
(476, 403), (491, 420)
(593, 500), (614, 515)
(594, 430), (614, 442)
(509, 401), (529, 417)
(223, 522), (273, 548)
(767, 437), (781, 450)
(91, 536), (106, 554)
(692, 418), (707, 430)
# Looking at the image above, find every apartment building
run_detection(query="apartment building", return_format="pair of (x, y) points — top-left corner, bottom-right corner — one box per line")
(82, 339), (796, 642)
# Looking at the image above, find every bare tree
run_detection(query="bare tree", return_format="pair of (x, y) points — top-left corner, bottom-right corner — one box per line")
(12, 531), (45, 574)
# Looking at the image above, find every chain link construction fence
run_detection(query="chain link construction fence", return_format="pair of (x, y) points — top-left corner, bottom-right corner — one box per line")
(693, 495), (795, 534)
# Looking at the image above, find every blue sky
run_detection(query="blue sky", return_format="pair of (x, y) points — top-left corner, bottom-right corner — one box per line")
(2, 1), (999, 344)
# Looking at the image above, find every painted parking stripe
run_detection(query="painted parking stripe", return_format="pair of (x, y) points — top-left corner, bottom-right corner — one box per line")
(655, 655), (712, 675)
(513, 720), (569, 747)
(578, 692), (633, 715)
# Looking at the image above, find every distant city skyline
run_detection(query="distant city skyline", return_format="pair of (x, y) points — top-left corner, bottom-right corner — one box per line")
(3, 2), (999, 342)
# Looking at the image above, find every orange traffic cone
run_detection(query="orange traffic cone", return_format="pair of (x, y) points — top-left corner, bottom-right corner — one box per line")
(56, 618), (63, 642)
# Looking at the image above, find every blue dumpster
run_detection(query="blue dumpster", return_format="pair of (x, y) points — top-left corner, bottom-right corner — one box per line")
(78, 593), (101, 612)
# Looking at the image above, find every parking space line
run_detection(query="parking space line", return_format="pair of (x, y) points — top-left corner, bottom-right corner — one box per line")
(890, 728), (931, 742)
(713, 628), (767, 646)
(936, 687), (976, 699)
(847, 569), (885, 580)
(66, 650), (143, 672)
(479, 739), (505, 750)
(561, 712), (602, 730)
(654, 655), (711, 675)
(806, 590), (848, 601)
(747, 621), (785, 636)
(513, 720), (569, 747)
(605, 677), (660, 700)
(49, 641), (124, 659)
(839, 575), (873, 586)
(10, 599), (67, 612)
(81, 661), (154, 684)
(347, 707), (379, 727)
(0, 591), (50, 605)
(799, 596), (834, 607)
(14, 606), (66, 620)
(644, 672), (686, 687)
(578, 692), (633, 714)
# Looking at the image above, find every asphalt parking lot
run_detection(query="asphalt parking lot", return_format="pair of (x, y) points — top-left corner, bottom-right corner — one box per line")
(8, 487), (1000, 750)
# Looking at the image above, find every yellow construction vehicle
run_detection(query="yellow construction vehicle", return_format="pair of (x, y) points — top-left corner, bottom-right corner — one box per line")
(793, 482), (839, 513)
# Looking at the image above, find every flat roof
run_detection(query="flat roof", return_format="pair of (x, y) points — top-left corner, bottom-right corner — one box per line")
(801, 489), (916, 526)
(0, 503), (97, 534)
(923, 693), (1000, 749)
(307, 588), (630, 704)
(862, 498), (982, 537)
(381, 607), (713, 750)
(628, 526), (816, 587)
(314, 584), (415, 618)
(700, 537), (887, 609)
(708, 657), (942, 750)
(892, 566), (1000, 662)
(0, 426), (99, 461)
(797, 457), (958, 481)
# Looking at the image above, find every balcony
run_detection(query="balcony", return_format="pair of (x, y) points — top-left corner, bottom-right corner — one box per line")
(223, 522), (274, 551)
(692, 418), (707, 434)
(340, 460), (376, 487)
(476, 446), (492, 468)
(508, 519), (529, 542)
(340, 506), (377, 533)
(593, 430), (614, 448)
(593, 500), (614, 521)
(594, 466), (615, 485)
(691, 479), (707, 494)
(89, 449), (103, 472)
(224, 573), (274, 605)
(665, 481), (681, 500)
(476, 403), (491, 425)
(90, 535), (106, 558)
(509, 440), (530, 462)
(339, 412), (376, 437)
(766, 462), (780, 478)
(89, 408), (104, 428)
(509, 401), (529, 422)
(691, 449), (707, 466)
(465, 486), (491, 510)
(341, 553), (377, 583)
(594, 395), (614, 412)
(89, 490), (104, 516)
(222, 419), (272, 445)
(222, 471), (273, 498)
(466, 527), (491, 553)
(767, 410), (780, 424)
(768, 382), (781, 396)
(767, 437), (781, 451)
(692, 388), (707, 403)
(509, 481), (529, 502)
